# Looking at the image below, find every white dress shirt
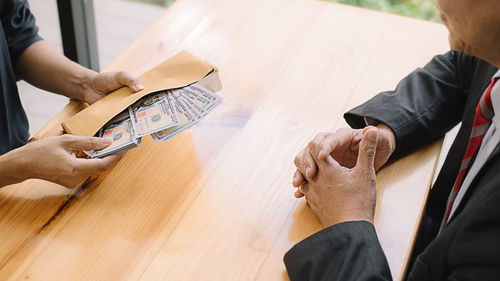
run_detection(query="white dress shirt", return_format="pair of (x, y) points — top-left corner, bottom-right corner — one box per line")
(448, 70), (500, 221)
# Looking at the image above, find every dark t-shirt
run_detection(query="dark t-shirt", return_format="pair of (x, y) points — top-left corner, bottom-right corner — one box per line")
(0, 0), (41, 155)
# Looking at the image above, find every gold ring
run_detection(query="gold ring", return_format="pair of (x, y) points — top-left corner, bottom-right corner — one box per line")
(298, 180), (307, 194)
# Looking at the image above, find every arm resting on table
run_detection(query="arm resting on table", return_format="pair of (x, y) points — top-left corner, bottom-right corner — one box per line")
(284, 221), (391, 281)
(344, 50), (478, 159)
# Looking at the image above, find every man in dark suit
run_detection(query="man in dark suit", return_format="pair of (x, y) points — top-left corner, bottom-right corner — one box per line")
(285, 0), (500, 280)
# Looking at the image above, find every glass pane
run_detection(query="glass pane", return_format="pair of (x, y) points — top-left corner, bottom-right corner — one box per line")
(20, 0), (168, 135)
(94, 0), (167, 67)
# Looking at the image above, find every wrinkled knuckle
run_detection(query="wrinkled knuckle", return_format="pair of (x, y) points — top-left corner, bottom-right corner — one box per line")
(294, 155), (301, 167)
(307, 142), (314, 153)
(112, 71), (125, 83)
(364, 145), (376, 157)
(308, 139), (317, 150)
(342, 127), (353, 134)
(324, 132), (334, 139)
(60, 134), (72, 143)
(121, 71), (135, 83)
(311, 141), (323, 154)
(294, 169), (301, 178)
(89, 137), (100, 148)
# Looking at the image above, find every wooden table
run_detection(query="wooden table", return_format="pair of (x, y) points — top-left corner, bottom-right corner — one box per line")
(0, 0), (449, 280)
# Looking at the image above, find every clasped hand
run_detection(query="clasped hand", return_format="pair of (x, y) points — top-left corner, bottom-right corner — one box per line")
(292, 125), (396, 227)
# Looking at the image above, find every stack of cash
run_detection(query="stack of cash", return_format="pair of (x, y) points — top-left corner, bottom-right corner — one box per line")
(85, 83), (222, 158)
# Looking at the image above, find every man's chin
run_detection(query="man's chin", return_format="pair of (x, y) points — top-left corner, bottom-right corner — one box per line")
(448, 34), (466, 52)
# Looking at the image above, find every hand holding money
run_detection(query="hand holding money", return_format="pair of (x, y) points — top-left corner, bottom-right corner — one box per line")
(0, 135), (123, 189)
(86, 83), (222, 158)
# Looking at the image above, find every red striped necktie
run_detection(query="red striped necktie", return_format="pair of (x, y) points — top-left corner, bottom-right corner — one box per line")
(441, 77), (498, 228)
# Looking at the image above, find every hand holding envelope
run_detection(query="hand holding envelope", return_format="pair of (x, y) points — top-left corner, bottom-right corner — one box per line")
(61, 51), (223, 159)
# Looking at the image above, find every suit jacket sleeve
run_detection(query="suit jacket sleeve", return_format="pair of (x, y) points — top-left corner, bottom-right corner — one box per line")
(284, 51), (481, 281)
(344, 51), (478, 158)
(284, 221), (392, 281)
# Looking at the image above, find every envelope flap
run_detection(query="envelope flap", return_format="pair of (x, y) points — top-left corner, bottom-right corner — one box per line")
(61, 51), (215, 137)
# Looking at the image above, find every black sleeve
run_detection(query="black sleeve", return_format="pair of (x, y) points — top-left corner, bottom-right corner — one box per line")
(284, 221), (392, 281)
(344, 51), (478, 159)
(1, 0), (42, 66)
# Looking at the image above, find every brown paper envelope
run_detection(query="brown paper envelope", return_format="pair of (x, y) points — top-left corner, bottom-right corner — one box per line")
(61, 51), (217, 137)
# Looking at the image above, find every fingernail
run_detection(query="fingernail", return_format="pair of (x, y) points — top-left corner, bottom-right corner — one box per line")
(134, 83), (144, 91)
(102, 137), (113, 144)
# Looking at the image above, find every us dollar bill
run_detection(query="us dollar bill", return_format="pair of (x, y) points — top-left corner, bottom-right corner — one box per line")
(152, 85), (223, 142)
(151, 91), (199, 142)
(89, 82), (222, 154)
(89, 110), (141, 158)
(182, 83), (222, 115)
(170, 89), (203, 120)
(129, 91), (180, 137)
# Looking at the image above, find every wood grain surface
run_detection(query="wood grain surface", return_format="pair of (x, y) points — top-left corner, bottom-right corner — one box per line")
(0, 0), (449, 280)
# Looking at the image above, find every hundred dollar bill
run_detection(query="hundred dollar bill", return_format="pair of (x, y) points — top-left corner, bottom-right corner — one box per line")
(88, 110), (141, 158)
(181, 83), (222, 115)
(152, 86), (222, 143)
(151, 92), (199, 142)
(170, 89), (203, 120)
(129, 91), (180, 137)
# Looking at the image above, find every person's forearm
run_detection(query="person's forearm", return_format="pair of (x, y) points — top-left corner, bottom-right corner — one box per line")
(0, 148), (29, 187)
(15, 40), (96, 102)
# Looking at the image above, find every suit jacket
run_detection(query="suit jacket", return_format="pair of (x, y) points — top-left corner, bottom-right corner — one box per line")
(284, 51), (500, 280)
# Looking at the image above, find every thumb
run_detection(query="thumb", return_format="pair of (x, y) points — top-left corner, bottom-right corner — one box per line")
(60, 135), (113, 151)
(113, 71), (144, 92)
(355, 127), (378, 171)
